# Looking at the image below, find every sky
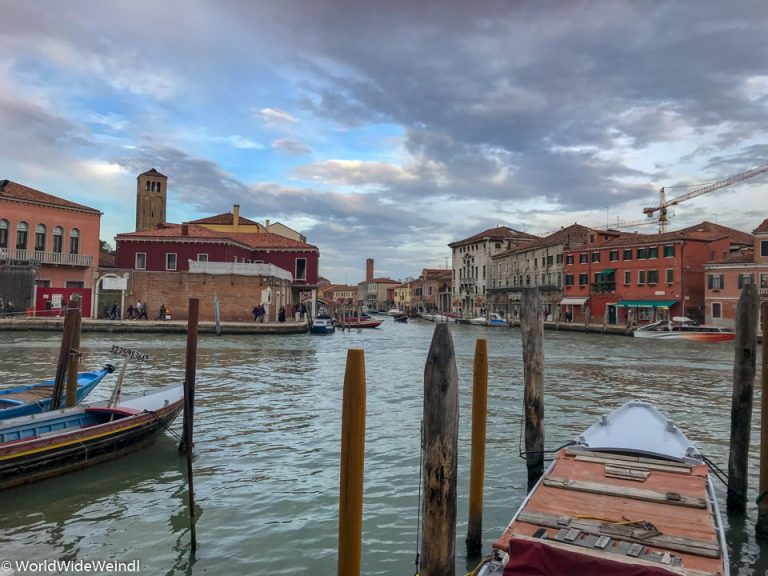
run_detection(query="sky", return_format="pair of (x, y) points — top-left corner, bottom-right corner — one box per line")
(2, 1), (768, 284)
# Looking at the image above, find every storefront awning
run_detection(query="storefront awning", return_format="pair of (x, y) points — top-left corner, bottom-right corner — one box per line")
(616, 299), (677, 308)
(597, 268), (616, 275)
(560, 297), (589, 306)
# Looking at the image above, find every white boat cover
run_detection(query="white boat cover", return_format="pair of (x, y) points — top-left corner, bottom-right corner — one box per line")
(578, 401), (698, 462)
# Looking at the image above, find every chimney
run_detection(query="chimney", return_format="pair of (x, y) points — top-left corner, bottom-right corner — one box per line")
(366, 258), (374, 282)
(233, 204), (240, 233)
(181, 224), (189, 236)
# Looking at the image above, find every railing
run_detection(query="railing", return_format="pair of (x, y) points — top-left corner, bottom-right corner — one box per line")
(0, 247), (93, 267)
(760, 287), (768, 297)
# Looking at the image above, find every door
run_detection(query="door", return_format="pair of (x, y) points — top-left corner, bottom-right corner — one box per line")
(608, 304), (616, 325)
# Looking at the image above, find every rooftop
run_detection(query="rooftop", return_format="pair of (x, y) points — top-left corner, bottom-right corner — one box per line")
(0, 180), (101, 214)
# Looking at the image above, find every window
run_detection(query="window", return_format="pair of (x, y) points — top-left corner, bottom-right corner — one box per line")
(135, 253), (146, 269)
(761, 273), (768, 289)
(52, 226), (63, 253)
(648, 247), (658, 259)
(579, 253), (588, 264)
(566, 254), (574, 265)
(762, 240), (768, 257)
(647, 270), (659, 284)
(637, 247), (647, 259)
(638, 270), (646, 285)
(591, 252), (600, 263)
(666, 269), (674, 284)
(541, 273), (546, 284)
(623, 249), (632, 261)
(579, 273), (588, 286)
(35, 279), (51, 288)
(69, 228), (80, 254)
(609, 250), (618, 262)
(707, 273), (724, 290)
(166, 253), (177, 270)
(738, 273), (754, 289)
(663, 245), (675, 258)
(16, 221), (28, 250)
(197, 254), (208, 262)
(0, 219), (8, 249)
(65, 281), (84, 288)
(547, 255), (553, 266)
(296, 258), (307, 281)
(624, 271), (631, 285)
(35, 224), (46, 251)
(556, 254), (563, 264)
(712, 302), (722, 319)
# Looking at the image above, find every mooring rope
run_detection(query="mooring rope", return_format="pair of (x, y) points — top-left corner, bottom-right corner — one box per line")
(143, 409), (183, 442)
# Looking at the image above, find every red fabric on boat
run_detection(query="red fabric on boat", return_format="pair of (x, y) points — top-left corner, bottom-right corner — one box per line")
(504, 537), (677, 576)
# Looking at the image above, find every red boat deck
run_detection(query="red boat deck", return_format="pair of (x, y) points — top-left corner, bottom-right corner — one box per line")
(494, 448), (725, 575)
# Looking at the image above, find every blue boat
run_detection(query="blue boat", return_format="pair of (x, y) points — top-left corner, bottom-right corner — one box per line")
(310, 315), (336, 334)
(0, 364), (114, 420)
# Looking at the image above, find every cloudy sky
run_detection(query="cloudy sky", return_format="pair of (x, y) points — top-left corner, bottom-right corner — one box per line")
(2, 1), (767, 283)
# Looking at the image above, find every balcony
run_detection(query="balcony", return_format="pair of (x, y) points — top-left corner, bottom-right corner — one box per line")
(0, 247), (93, 267)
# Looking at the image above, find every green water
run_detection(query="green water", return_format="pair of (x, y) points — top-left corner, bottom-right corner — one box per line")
(0, 321), (765, 575)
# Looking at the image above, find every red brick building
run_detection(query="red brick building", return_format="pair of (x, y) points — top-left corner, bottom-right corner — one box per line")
(562, 222), (752, 325)
(0, 180), (101, 316)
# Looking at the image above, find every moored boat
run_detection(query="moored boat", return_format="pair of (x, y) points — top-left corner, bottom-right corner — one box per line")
(469, 313), (508, 327)
(0, 364), (114, 420)
(341, 314), (383, 328)
(393, 314), (408, 323)
(634, 317), (735, 342)
(0, 385), (184, 490)
(387, 308), (401, 316)
(478, 401), (728, 575)
(310, 315), (336, 334)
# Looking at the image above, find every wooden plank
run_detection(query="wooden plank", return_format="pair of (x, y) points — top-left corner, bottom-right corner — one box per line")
(604, 464), (651, 482)
(544, 476), (707, 509)
(508, 535), (720, 576)
(572, 454), (693, 474)
(517, 511), (721, 558)
(566, 448), (693, 472)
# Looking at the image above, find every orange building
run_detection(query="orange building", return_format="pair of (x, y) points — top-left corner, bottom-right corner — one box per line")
(563, 222), (752, 325)
(0, 180), (101, 316)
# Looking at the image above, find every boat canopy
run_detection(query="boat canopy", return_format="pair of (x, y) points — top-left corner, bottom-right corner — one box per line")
(616, 299), (676, 308)
(560, 297), (588, 306)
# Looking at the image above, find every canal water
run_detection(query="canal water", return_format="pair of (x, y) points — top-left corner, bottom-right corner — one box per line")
(0, 319), (766, 575)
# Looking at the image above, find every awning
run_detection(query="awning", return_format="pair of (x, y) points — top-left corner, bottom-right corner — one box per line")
(560, 297), (589, 306)
(597, 268), (615, 275)
(616, 299), (677, 308)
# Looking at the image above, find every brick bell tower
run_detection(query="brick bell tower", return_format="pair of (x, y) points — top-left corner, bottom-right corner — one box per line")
(136, 168), (168, 231)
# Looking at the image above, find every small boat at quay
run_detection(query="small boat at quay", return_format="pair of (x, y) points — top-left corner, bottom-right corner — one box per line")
(310, 315), (336, 334)
(0, 364), (114, 420)
(387, 308), (401, 316)
(0, 385), (184, 490)
(477, 401), (727, 576)
(469, 313), (508, 327)
(341, 314), (383, 328)
(394, 314), (408, 323)
(634, 317), (736, 342)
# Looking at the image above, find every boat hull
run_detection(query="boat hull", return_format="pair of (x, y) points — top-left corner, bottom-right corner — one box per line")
(634, 331), (735, 342)
(310, 325), (335, 334)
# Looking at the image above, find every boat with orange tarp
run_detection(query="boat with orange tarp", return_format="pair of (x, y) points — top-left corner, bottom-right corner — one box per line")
(477, 401), (727, 576)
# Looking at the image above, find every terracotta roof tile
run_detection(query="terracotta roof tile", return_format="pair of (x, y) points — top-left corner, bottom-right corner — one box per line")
(0, 180), (100, 213)
(117, 223), (318, 250)
(708, 248), (755, 265)
(186, 212), (260, 226)
(598, 221), (752, 248)
(139, 168), (167, 178)
(367, 277), (400, 284)
(449, 226), (539, 247)
(753, 219), (768, 235)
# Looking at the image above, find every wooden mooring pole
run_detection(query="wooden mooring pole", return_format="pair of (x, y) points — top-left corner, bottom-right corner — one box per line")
(64, 294), (82, 407)
(521, 288), (544, 492)
(728, 284), (758, 514)
(466, 338), (488, 557)
(337, 348), (366, 576)
(757, 301), (768, 539)
(180, 298), (199, 551)
(51, 294), (82, 410)
(421, 323), (459, 576)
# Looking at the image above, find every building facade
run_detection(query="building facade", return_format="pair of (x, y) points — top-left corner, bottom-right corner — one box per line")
(411, 268), (452, 313)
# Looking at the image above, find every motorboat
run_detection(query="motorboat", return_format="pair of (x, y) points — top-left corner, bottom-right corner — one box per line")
(634, 317), (735, 342)
(476, 401), (728, 575)
(468, 313), (509, 327)
(310, 315), (336, 334)
(387, 308), (401, 316)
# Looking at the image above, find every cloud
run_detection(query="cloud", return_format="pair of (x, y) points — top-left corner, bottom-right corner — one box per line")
(272, 138), (312, 155)
(292, 159), (416, 186)
(211, 135), (264, 149)
(257, 107), (298, 126)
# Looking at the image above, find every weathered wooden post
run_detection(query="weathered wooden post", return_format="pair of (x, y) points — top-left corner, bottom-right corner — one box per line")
(728, 284), (759, 513)
(180, 298), (199, 550)
(584, 304), (591, 329)
(602, 306), (608, 333)
(421, 323), (459, 576)
(521, 288), (544, 491)
(64, 294), (83, 407)
(338, 348), (366, 576)
(51, 295), (81, 409)
(757, 302), (768, 539)
(466, 338), (488, 557)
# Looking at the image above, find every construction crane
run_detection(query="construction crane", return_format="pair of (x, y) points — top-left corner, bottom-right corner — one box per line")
(642, 163), (768, 233)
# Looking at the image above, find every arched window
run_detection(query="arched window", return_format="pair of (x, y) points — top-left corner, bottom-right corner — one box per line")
(53, 226), (63, 253)
(69, 228), (80, 255)
(145, 181), (151, 192)
(0, 219), (8, 249)
(35, 224), (47, 252)
(16, 221), (28, 250)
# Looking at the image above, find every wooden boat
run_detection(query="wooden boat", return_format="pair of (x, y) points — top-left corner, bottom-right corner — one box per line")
(634, 317), (735, 342)
(310, 315), (336, 334)
(0, 385), (184, 490)
(0, 364), (114, 420)
(342, 314), (383, 328)
(394, 314), (408, 323)
(469, 313), (509, 327)
(478, 401), (728, 575)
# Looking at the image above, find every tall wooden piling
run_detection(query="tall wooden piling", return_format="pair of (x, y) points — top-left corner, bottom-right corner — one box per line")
(757, 302), (768, 539)
(64, 294), (82, 407)
(181, 298), (199, 551)
(421, 324), (459, 576)
(338, 348), (366, 576)
(728, 284), (759, 513)
(51, 295), (81, 410)
(521, 288), (544, 492)
(466, 338), (488, 557)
